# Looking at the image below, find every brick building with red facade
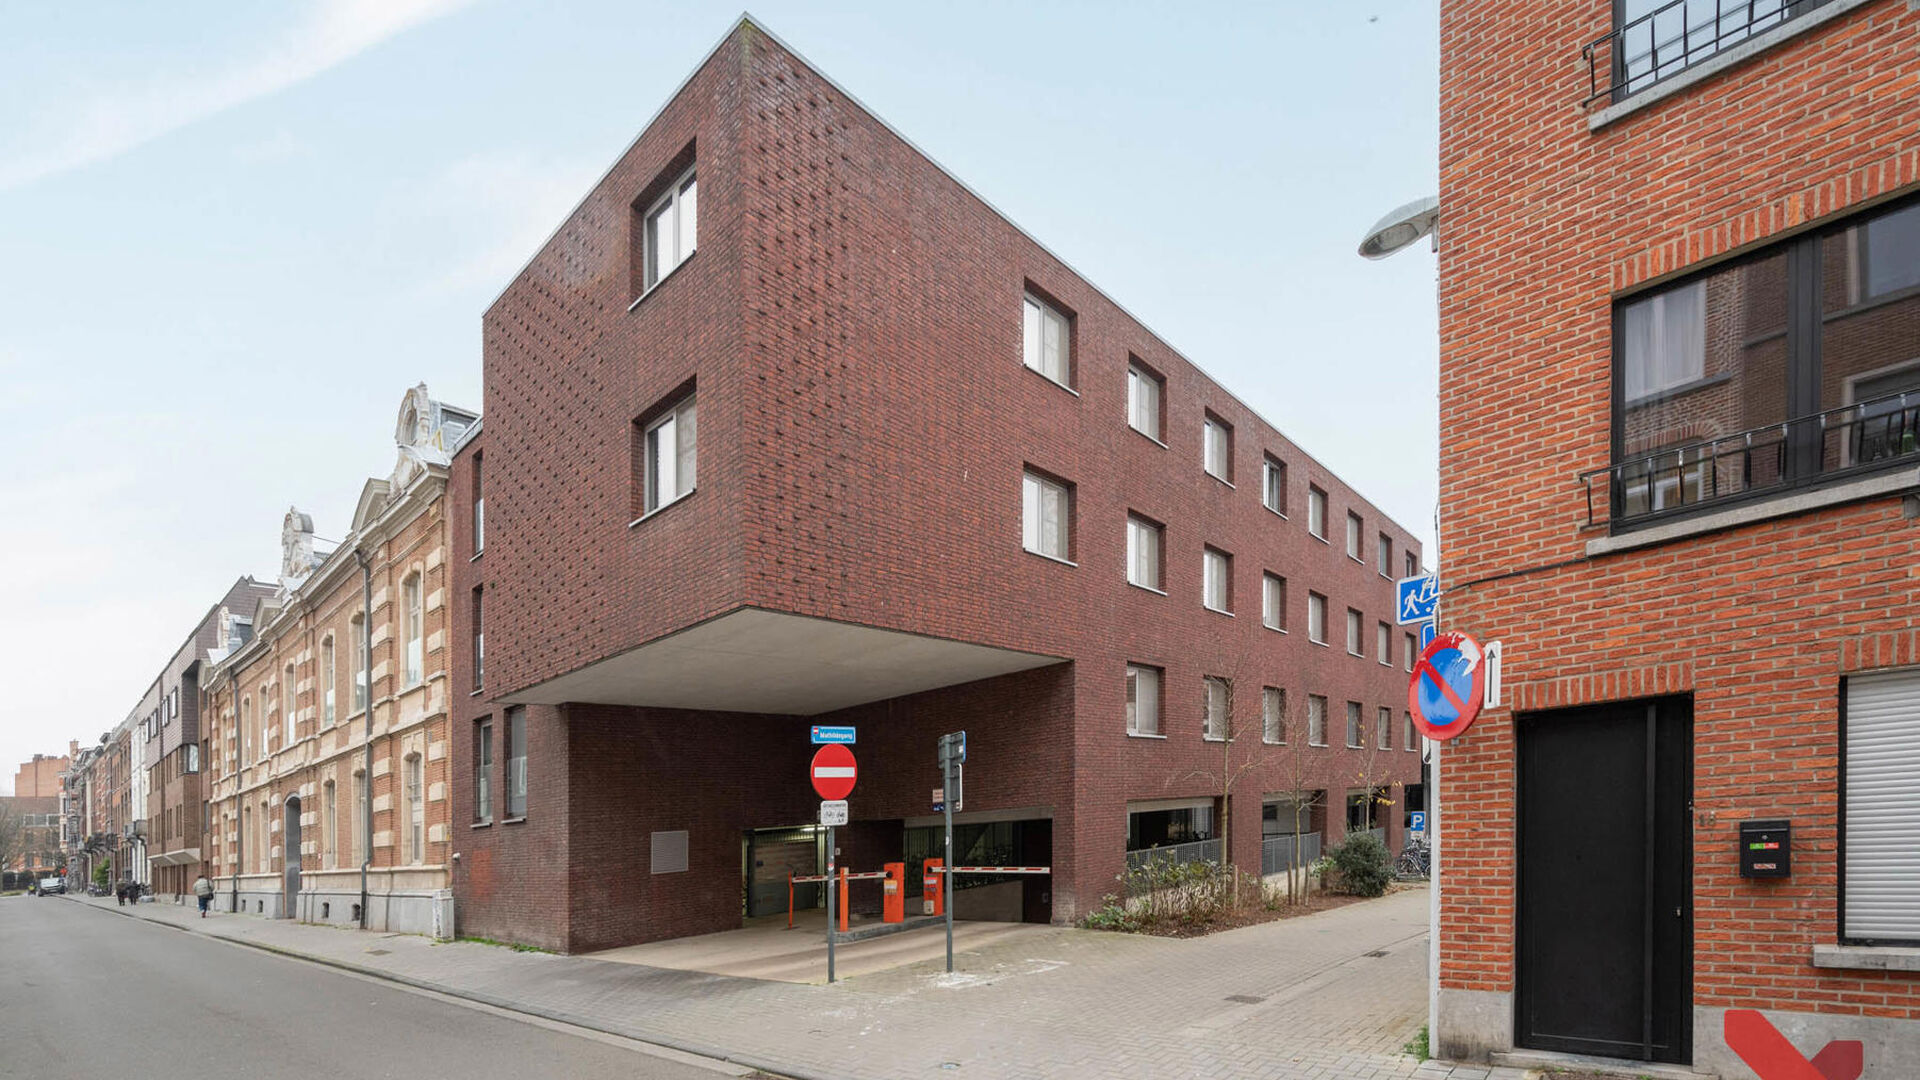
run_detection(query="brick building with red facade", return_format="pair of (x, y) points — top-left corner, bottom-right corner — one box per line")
(449, 19), (1425, 954)
(1433, 0), (1920, 1073)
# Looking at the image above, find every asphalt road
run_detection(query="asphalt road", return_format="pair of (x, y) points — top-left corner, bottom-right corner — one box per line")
(0, 896), (749, 1080)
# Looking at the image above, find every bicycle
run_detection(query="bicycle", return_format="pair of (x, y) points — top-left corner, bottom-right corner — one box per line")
(1393, 837), (1431, 879)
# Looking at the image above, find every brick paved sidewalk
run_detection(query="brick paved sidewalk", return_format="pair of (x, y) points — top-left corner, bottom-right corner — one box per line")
(65, 889), (1464, 1080)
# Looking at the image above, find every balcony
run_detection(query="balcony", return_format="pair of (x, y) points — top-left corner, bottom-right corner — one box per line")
(1581, 390), (1920, 531)
(1582, 0), (1838, 106)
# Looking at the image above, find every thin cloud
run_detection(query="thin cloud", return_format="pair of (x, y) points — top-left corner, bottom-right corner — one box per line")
(0, 0), (475, 192)
(414, 151), (607, 297)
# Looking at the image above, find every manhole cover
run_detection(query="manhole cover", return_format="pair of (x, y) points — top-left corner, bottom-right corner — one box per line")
(364, 948), (391, 956)
(1224, 994), (1266, 1005)
(1364, 950), (1388, 957)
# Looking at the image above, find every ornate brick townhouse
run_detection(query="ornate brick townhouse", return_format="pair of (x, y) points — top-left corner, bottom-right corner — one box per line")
(201, 385), (474, 934)
(447, 17), (1425, 953)
(1433, 0), (1920, 1073)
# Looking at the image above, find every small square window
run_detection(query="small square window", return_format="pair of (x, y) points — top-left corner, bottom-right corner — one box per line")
(1203, 547), (1233, 613)
(1203, 413), (1233, 482)
(1127, 664), (1162, 736)
(1308, 487), (1328, 540)
(1023, 293), (1073, 387)
(1262, 573), (1286, 631)
(1127, 361), (1164, 441)
(1262, 456), (1287, 514)
(1127, 513), (1163, 591)
(1023, 469), (1073, 561)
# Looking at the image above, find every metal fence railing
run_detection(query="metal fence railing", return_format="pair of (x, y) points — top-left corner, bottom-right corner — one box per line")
(1581, 0), (1834, 105)
(1124, 838), (1222, 873)
(1260, 832), (1323, 877)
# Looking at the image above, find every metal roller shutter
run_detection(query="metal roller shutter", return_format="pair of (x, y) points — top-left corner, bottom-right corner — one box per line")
(1845, 670), (1920, 943)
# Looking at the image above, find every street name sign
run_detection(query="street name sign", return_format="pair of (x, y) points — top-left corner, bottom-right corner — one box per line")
(1408, 630), (1487, 742)
(810, 744), (857, 800)
(810, 725), (856, 745)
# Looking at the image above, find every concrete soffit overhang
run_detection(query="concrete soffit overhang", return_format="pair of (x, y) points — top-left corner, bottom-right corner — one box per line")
(500, 606), (1066, 717)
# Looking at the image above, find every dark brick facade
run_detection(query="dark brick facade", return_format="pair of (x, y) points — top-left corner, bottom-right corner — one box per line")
(452, 19), (1422, 953)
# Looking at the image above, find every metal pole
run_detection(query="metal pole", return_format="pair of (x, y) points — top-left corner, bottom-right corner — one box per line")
(943, 755), (955, 974)
(356, 550), (373, 930)
(825, 824), (836, 984)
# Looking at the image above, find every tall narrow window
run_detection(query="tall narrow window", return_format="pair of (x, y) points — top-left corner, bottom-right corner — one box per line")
(351, 770), (367, 866)
(1127, 361), (1162, 440)
(1308, 486), (1327, 539)
(284, 664), (297, 745)
(1126, 665), (1161, 736)
(1377, 706), (1392, 750)
(322, 637), (336, 726)
(257, 685), (269, 758)
(474, 718), (494, 823)
(1022, 293), (1071, 386)
(1022, 469), (1072, 561)
(404, 754), (424, 865)
(350, 614), (367, 713)
(1377, 534), (1392, 576)
(505, 706), (528, 819)
(322, 779), (337, 870)
(1203, 677), (1230, 740)
(403, 574), (423, 689)
(1308, 695), (1328, 746)
(1262, 456), (1286, 514)
(239, 697), (251, 763)
(472, 451), (485, 555)
(1203, 547), (1232, 613)
(1405, 551), (1418, 578)
(1203, 414), (1232, 481)
(1262, 573), (1286, 631)
(1346, 608), (1363, 656)
(1405, 712), (1418, 751)
(1346, 702), (1364, 748)
(1263, 687), (1285, 744)
(1126, 513), (1162, 590)
(642, 165), (697, 291)
(1308, 592), (1327, 644)
(472, 587), (485, 691)
(1378, 621), (1391, 665)
(241, 805), (252, 873)
(641, 393), (698, 514)
(1405, 633), (1417, 671)
(1346, 512), (1363, 560)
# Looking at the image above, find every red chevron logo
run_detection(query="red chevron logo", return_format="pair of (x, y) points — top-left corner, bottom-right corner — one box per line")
(1724, 1010), (1863, 1080)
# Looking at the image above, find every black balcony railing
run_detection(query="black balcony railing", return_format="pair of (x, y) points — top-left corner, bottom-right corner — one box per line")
(1580, 391), (1920, 529)
(1582, 0), (1835, 106)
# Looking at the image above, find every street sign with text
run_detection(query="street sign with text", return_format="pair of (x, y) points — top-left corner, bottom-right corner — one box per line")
(820, 800), (848, 826)
(811, 725), (856, 745)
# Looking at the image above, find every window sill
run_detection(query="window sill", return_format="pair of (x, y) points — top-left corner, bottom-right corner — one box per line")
(1204, 606), (1234, 618)
(1309, 741), (1328, 748)
(628, 250), (696, 310)
(1587, 466), (1920, 557)
(1130, 428), (1168, 449)
(1023, 548), (1078, 568)
(1022, 364), (1080, 396)
(470, 550), (483, 563)
(1264, 507), (1288, 520)
(500, 817), (527, 826)
(1126, 731), (1168, 740)
(1812, 944), (1920, 972)
(1587, 0), (1877, 132)
(1310, 639), (1329, 648)
(1202, 736), (1226, 743)
(470, 688), (485, 697)
(1207, 473), (1235, 490)
(1262, 739), (1285, 747)
(1264, 624), (1287, 634)
(470, 821), (493, 830)
(1347, 555), (1364, 564)
(1310, 533), (1328, 545)
(629, 487), (697, 528)
(1127, 581), (1167, 597)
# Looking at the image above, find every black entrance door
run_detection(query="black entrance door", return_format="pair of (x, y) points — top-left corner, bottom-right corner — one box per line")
(1516, 696), (1691, 1064)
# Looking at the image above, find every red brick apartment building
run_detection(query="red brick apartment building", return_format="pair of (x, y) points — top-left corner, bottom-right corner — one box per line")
(1434, 0), (1920, 1073)
(449, 18), (1424, 954)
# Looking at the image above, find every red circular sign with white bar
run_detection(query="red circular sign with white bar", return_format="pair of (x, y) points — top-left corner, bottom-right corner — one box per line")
(810, 743), (857, 800)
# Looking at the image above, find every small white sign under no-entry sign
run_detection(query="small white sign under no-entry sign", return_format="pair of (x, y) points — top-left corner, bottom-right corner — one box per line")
(820, 800), (848, 826)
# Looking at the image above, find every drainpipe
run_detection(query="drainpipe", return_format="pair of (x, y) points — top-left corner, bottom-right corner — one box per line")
(355, 548), (374, 930)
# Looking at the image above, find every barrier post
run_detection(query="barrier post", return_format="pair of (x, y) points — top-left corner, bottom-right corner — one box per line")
(838, 866), (850, 933)
(787, 872), (794, 930)
(882, 861), (904, 923)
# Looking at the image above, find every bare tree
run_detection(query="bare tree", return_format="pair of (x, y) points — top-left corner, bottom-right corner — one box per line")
(0, 802), (22, 880)
(1267, 691), (1329, 905)
(1164, 638), (1289, 908)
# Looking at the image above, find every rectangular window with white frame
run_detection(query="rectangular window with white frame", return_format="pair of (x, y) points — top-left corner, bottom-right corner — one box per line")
(1203, 676), (1230, 741)
(404, 575), (423, 689)
(1378, 621), (1391, 665)
(474, 717), (494, 824)
(1203, 413), (1233, 482)
(641, 164), (697, 292)
(1842, 669), (1920, 945)
(1308, 486), (1327, 539)
(1022, 291), (1072, 387)
(1127, 359), (1163, 441)
(638, 392), (698, 516)
(1377, 533), (1392, 577)
(1405, 712), (1418, 751)
(472, 450), (485, 555)
(1346, 511), (1363, 560)
(1126, 664), (1162, 737)
(1203, 546), (1232, 613)
(1377, 706), (1392, 750)
(1308, 694), (1328, 746)
(1022, 469), (1073, 562)
(505, 706), (528, 819)
(350, 614), (367, 714)
(1405, 633), (1417, 671)
(1346, 608), (1363, 656)
(322, 637), (336, 726)
(1262, 572), (1286, 631)
(1346, 701), (1364, 748)
(1308, 592), (1327, 644)
(1126, 513), (1162, 591)
(1263, 687), (1285, 744)
(1262, 455), (1286, 514)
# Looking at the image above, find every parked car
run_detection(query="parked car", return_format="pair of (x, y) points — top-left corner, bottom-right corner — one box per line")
(37, 877), (65, 895)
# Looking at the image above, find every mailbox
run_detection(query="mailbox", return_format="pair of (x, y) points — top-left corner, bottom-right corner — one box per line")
(1739, 819), (1790, 879)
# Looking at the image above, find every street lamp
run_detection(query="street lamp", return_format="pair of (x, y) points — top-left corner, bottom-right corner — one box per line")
(1357, 196), (1440, 259)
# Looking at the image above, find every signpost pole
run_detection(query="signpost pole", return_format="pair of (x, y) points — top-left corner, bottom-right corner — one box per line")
(943, 752), (954, 974)
(826, 823), (836, 984)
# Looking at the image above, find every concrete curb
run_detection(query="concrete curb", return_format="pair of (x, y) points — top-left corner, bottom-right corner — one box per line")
(60, 895), (824, 1080)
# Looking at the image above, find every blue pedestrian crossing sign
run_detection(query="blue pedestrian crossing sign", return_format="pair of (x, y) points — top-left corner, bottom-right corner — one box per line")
(1407, 630), (1487, 742)
(1396, 574), (1438, 626)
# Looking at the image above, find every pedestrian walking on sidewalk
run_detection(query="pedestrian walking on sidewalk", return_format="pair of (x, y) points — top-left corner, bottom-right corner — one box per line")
(193, 872), (214, 918)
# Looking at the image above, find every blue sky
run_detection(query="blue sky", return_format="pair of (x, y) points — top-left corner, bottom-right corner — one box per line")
(0, 0), (1437, 788)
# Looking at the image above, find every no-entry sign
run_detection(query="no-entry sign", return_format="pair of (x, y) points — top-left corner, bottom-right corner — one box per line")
(1408, 630), (1487, 742)
(811, 744), (857, 800)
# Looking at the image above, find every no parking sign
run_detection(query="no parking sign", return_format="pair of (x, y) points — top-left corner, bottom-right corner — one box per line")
(1408, 631), (1489, 742)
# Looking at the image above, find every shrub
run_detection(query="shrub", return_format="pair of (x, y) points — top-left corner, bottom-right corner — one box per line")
(1327, 832), (1392, 897)
(1079, 894), (1140, 932)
